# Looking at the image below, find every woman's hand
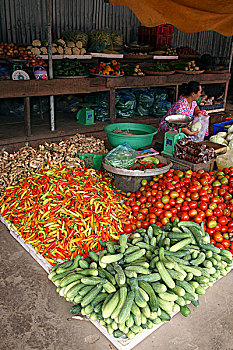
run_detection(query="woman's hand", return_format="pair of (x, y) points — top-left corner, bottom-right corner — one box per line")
(181, 127), (199, 136)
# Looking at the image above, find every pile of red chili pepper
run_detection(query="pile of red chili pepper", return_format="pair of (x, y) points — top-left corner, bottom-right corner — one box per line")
(129, 163), (163, 171)
(0, 165), (132, 265)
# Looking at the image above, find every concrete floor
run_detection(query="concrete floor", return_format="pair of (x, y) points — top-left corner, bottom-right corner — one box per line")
(1, 221), (233, 350)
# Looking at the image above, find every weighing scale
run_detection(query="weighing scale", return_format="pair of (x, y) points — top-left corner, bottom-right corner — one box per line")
(162, 114), (193, 156)
(76, 107), (95, 125)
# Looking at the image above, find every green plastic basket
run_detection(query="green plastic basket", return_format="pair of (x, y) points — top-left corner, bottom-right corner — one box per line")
(77, 152), (106, 170)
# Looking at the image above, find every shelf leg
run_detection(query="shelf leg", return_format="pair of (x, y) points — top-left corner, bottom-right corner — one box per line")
(109, 88), (115, 123)
(39, 97), (44, 120)
(24, 97), (31, 137)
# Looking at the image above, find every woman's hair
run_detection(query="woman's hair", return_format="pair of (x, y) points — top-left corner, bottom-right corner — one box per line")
(180, 81), (201, 96)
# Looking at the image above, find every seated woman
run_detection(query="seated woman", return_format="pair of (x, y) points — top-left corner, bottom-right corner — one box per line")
(159, 81), (209, 141)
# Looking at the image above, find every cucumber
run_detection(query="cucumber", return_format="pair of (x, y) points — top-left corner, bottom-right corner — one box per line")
(81, 284), (103, 307)
(118, 291), (135, 324)
(199, 244), (220, 254)
(79, 259), (89, 269)
(130, 279), (147, 308)
(185, 272), (193, 282)
(175, 296), (186, 306)
(71, 304), (82, 315)
(73, 294), (83, 304)
(157, 297), (174, 314)
(170, 238), (192, 252)
(220, 249), (233, 260)
(102, 290), (120, 319)
(125, 246), (140, 255)
(156, 261), (175, 289)
(66, 283), (85, 299)
(147, 226), (154, 239)
(79, 285), (94, 296)
(183, 292), (197, 302)
(88, 250), (99, 263)
(101, 253), (123, 264)
(78, 268), (99, 276)
(139, 288), (149, 302)
(144, 233), (150, 245)
(81, 277), (107, 285)
(125, 265), (149, 275)
(126, 314), (134, 328)
(114, 263), (126, 286)
(180, 265), (202, 277)
(189, 226), (203, 245)
(113, 330), (123, 338)
(178, 221), (201, 229)
(111, 286), (128, 320)
(167, 269), (185, 281)
(91, 292), (108, 307)
(137, 273), (161, 283)
(48, 271), (58, 280)
(99, 250), (107, 268)
(60, 273), (83, 287)
(172, 303), (180, 313)
(190, 252), (206, 266)
(168, 232), (191, 240)
(180, 305), (191, 317)
(191, 299), (200, 307)
(141, 304), (151, 318)
(158, 292), (178, 302)
(176, 280), (195, 294)
(138, 281), (158, 312)
(131, 301), (141, 316)
(125, 270), (137, 278)
(119, 234), (127, 254)
(99, 268), (116, 285)
(51, 271), (72, 283)
(171, 285), (185, 297)
(124, 249), (146, 263)
(63, 280), (80, 297)
(103, 281), (116, 293)
(195, 286), (206, 295)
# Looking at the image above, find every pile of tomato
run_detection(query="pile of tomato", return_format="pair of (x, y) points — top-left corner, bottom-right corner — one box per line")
(123, 167), (233, 254)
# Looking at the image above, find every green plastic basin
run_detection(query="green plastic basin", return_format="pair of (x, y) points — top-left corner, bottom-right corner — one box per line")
(104, 123), (157, 149)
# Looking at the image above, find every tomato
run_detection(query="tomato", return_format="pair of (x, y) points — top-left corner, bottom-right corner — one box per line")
(161, 195), (170, 204)
(135, 191), (142, 198)
(164, 204), (171, 210)
(149, 218), (157, 224)
(222, 232), (230, 239)
(156, 201), (164, 209)
(132, 205), (140, 212)
(189, 209), (197, 217)
(190, 192), (199, 200)
(200, 195), (209, 203)
(176, 197), (184, 204)
(141, 179), (148, 186)
(140, 208), (148, 215)
(171, 208), (178, 215)
(205, 209), (213, 217)
(206, 228), (215, 235)
(161, 217), (170, 225)
(207, 220), (217, 229)
(170, 191), (179, 199)
(141, 220), (150, 229)
(166, 171), (173, 178)
(167, 183), (175, 191)
(210, 238), (216, 245)
(208, 202), (218, 210)
(213, 208), (223, 217)
(136, 221), (142, 229)
(175, 204), (181, 211)
(180, 212), (189, 221)
(199, 211), (206, 219)
(190, 185), (198, 193)
(199, 202), (208, 211)
(222, 238), (230, 249)
(123, 224), (133, 234)
(139, 196), (147, 204)
(189, 201), (198, 209)
(194, 214), (203, 224)
(218, 216), (228, 226)
(155, 208), (163, 217)
(169, 198), (176, 206)
(213, 232), (223, 242)
(136, 213), (145, 221)
(164, 211), (173, 218)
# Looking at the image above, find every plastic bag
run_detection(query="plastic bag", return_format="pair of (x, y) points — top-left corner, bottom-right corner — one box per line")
(136, 104), (151, 116)
(105, 142), (137, 169)
(116, 92), (136, 111)
(137, 92), (154, 108)
(217, 149), (233, 169)
(191, 113), (210, 142)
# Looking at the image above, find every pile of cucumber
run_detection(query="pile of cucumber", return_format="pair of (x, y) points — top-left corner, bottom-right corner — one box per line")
(48, 221), (232, 340)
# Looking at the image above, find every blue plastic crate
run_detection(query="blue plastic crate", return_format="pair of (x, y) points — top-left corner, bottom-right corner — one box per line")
(213, 120), (233, 135)
(200, 103), (224, 111)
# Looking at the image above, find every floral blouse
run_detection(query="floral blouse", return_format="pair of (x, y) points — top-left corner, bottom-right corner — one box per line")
(159, 96), (197, 133)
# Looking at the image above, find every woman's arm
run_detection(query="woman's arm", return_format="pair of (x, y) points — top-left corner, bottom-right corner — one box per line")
(194, 105), (201, 116)
(181, 127), (199, 136)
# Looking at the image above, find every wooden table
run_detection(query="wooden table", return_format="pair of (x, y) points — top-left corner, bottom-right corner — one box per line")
(0, 73), (230, 137)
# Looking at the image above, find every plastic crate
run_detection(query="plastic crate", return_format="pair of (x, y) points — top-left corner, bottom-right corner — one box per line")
(155, 35), (173, 49)
(213, 120), (233, 135)
(156, 24), (173, 35)
(76, 152), (106, 170)
(200, 103), (224, 111)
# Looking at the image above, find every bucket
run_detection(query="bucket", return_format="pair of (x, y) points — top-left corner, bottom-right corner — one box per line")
(33, 65), (47, 80)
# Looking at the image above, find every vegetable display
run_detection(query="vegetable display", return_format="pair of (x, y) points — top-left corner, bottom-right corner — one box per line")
(54, 59), (89, 77)
(124, 168), (233, 253)
(29, 38), (87, 56)
(0, 133), (107, 194)
(49, 221), (232, 340)
(210, 124), (233, 148)
(0, 166), (132, 264)
(90, 60), (124, 76)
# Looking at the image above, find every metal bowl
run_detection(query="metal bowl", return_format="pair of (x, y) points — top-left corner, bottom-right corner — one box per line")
(165, 114), (193, 128)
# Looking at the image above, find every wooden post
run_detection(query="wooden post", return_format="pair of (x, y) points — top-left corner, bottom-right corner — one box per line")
(24, 97), (31, 137)
(39, 97), (44, 119)
(109, 88), (115, 123)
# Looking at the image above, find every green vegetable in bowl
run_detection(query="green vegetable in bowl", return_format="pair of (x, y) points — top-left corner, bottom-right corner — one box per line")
(141, 156), (159, 164)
